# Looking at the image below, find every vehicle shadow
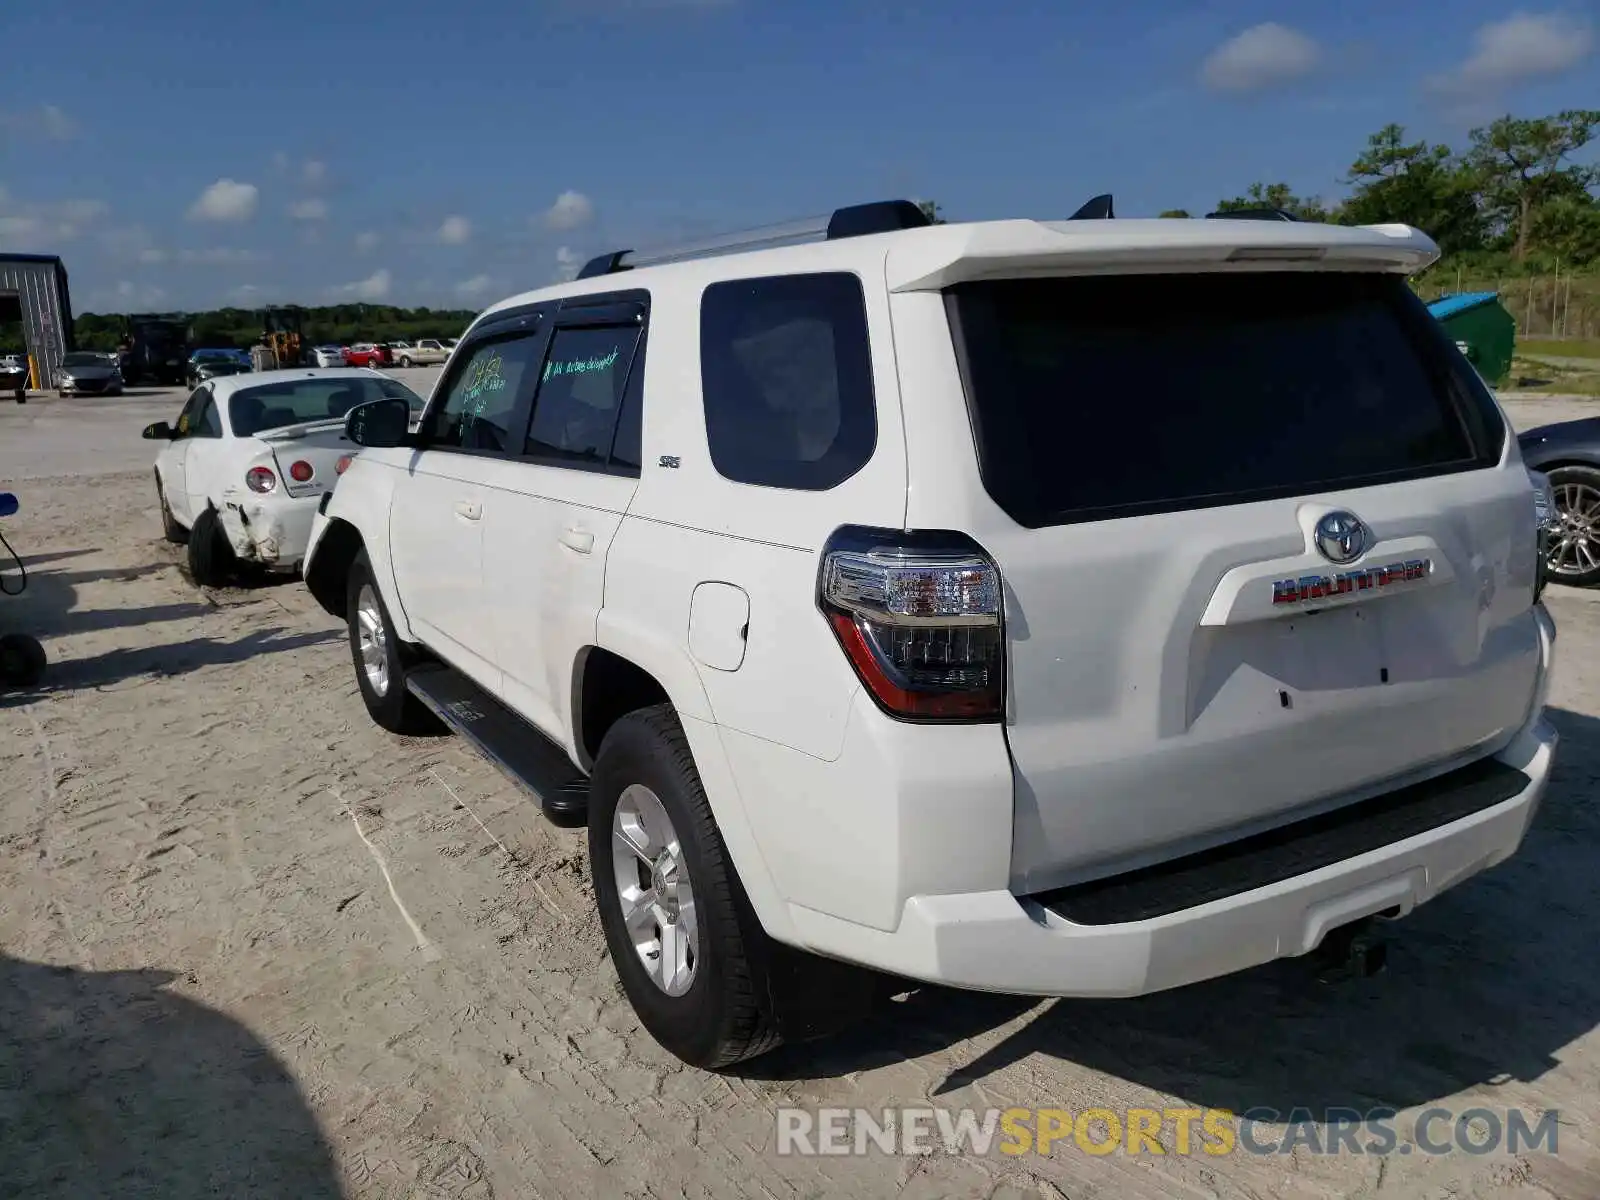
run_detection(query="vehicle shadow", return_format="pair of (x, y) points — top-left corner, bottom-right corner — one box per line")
(0, 953), (344, 1198)
(747, 706), (1600, 1116)
(1, 626), (342, 701)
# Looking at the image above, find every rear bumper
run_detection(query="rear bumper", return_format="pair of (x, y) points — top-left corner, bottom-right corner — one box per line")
(779, 607), (1559, 997)
(218, 491), (324, 571)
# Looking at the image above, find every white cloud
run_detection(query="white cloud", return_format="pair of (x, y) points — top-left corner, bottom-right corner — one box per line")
(454, 274), (498, 300)
(0, 104), (78, 140)
(188, 178), (259, 222)
(177, 246), (262, 266)
(87, 279), (168, 310)
(553, 245), (581, 282)
(354, 230), (381, 253)
(139, 248), (168, 265)
(334, 268), (393, 301)
(437, 215), (472, 244)
(289, 197), (329, 221)
(543, 190), (595, 231)
(0, 215), (43, 244)
(1427, 12), (1595, 98)
(303, 159), (327, 184)
(1200, 23), (1321, 94)
(0, 190), (109, 245)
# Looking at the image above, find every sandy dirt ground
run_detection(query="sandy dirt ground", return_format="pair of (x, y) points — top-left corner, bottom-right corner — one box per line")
(1, 385), (1599, 1199)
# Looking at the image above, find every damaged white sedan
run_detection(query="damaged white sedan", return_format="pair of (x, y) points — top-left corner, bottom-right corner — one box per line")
(143, 368), (425, 586)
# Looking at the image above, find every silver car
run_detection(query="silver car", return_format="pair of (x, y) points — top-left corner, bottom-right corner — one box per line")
(57, 351), (124, 397)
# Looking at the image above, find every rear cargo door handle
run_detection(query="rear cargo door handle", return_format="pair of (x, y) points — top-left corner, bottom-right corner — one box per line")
(453, 499), (482, 522)
(558, 526), (594, 555)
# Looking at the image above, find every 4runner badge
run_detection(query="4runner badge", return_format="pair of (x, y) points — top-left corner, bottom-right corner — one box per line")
(1272, 559), (1432, 606)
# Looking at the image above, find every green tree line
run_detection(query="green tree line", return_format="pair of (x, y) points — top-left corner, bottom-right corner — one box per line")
(57, 304), (479, 355)
(1160, 109), (1600, 272)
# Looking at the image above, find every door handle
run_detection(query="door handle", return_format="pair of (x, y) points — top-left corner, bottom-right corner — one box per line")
(558, 526), (594, 555)
(453, 499), (482, 521)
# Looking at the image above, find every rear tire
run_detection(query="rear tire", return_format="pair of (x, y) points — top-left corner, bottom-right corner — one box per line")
(589, 705), (781, 1069)
(400, 356), (413, 368)
(346, 550), (434, 734)
(186, 506), (233, 587)
(156, 476), (187, 544)
(1544, 464), (1600, 588)
(0, 633), (47, 688)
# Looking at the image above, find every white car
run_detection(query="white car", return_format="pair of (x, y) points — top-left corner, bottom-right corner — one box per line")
(304, 199), (1558, 1069)
(312, 345), (347, 369)
(145, 368), (424, 585)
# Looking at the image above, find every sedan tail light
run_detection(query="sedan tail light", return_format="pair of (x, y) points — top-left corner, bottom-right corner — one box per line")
(245, 466), (277, 493)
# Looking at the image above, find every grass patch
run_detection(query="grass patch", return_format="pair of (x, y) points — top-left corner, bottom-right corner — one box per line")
(1520, 338), (1600, 361)
(1507, 356), (1600, 396)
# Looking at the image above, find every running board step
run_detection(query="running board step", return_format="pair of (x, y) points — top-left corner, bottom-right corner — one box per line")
(405, 663), (589, 825)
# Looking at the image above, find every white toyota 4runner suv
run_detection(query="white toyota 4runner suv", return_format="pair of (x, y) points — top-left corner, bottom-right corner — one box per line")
(303, 199), (1558, 1069)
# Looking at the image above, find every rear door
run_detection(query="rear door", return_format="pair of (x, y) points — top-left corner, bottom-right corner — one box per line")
(923, 270), (1539, 894)
(480, 295), (646, 750)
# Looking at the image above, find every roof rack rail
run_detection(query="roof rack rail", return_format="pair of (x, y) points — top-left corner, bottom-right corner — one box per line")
(1204, 207), (1299, 222)
(1067, 193), (1115, 220)
(574, 199), (932, 279)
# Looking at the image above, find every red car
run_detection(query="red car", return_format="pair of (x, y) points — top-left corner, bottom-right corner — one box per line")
(343, 342), (385, 368)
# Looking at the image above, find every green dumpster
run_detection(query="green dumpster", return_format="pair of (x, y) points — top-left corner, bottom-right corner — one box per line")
(1426, 291), (1516, 386)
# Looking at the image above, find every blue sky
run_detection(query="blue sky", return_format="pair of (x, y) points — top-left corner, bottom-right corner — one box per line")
(1, 0), (1595, 313)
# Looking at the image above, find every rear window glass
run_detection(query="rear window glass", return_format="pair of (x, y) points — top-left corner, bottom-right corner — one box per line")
(700, 272), (877, 491)
(948, 272), (1503, 527)
(229, 376), (424, 437)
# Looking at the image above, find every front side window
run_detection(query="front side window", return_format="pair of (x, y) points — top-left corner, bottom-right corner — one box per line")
(429, 334), (543, 453)
(524, 324), (643, 466)
(699, 272), (877, 491)
(174, 388), (210, 438)
(194, 397), (223, 438)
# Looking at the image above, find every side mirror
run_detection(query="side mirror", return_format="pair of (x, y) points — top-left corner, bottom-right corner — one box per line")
(142, 421), (174, 440)
(345, 397), (412, 448)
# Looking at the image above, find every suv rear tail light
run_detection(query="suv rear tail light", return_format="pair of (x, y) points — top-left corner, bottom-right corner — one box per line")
(818, 526), (1004, 722)
(245, 466), (277, 493)
(289, 459), (314, 482)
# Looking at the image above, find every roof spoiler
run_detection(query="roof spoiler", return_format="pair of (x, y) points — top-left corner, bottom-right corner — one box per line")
(1067, 193), (1115, 220)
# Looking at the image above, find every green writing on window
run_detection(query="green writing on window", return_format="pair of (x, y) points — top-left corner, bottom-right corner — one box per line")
(543, 346), (620, 383)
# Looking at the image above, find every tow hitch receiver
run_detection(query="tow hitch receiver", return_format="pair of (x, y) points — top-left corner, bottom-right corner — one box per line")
(1313, 917), (1388, 983)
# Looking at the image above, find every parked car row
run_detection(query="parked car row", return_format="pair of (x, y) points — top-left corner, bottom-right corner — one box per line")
(146, 200), (1563, 1076)
(311, 338), (455, 370)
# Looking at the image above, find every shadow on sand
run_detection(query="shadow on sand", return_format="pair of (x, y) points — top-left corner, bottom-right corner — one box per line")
(0, 953), (344, 1198)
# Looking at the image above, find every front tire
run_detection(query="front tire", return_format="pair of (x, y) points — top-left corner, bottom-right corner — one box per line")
(589, 705), (781, 1069)
(1545, 464), (1600, 588)
(186, 506), (233, 586)
(400, 356), (413, 368)
(346, 550), (433, 734)
(0, 633), (47, 688)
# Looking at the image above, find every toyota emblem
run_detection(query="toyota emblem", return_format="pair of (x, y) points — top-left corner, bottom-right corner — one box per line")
(1314, 511), (1368, 565)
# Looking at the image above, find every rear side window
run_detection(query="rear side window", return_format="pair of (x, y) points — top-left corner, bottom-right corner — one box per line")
(524, 323), (643, 466)
(700, 272), (877, 490)
(948, 272), (1504, 527)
